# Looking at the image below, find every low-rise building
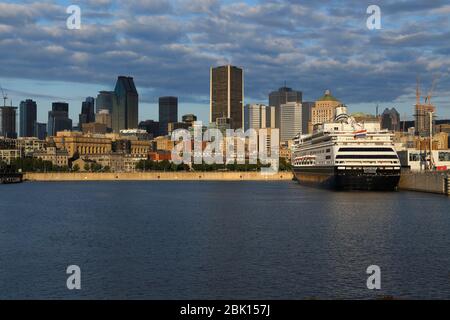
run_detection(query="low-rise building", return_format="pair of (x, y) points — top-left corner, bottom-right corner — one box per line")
(53, 131), (112, 158)
(0, 149), (21, 164)
(16, 137), (46, 156)
(153, 136), (175, 151)
(33, 146), (69, 167)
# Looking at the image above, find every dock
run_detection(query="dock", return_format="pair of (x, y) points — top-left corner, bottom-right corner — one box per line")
(399, 170), (450, 196)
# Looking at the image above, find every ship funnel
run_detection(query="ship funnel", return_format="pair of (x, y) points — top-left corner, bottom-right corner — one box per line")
(334, 105), (349, 122)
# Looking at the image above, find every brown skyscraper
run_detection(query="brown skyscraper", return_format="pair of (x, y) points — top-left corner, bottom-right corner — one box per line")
(210, 65), (244, 129)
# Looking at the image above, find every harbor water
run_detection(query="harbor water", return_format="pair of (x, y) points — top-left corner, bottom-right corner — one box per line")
(1, 181), (449, 299)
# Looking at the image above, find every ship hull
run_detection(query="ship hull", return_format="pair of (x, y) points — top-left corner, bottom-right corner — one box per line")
(293, 166), (400, 191)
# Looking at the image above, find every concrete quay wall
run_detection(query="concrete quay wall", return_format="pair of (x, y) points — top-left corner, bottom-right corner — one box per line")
(399, 171), (449, 195)
(23, 171), (294, 182)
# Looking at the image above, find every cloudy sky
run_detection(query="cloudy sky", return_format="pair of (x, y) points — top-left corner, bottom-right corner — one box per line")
(0, 0), (449, 125)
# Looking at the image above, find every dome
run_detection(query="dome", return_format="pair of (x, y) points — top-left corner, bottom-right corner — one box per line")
(317, 89), (339, 102)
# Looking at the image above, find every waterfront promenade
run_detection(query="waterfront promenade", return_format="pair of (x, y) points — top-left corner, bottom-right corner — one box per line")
(23, 171), (294, 181)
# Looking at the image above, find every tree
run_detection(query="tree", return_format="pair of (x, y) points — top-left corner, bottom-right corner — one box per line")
(73, 164), (80, 172)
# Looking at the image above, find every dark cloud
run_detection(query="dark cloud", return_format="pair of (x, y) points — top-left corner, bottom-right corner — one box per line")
(0, 0), (449, 116)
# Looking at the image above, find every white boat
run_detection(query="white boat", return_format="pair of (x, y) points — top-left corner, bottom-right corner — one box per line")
(292, 106), (401, 190)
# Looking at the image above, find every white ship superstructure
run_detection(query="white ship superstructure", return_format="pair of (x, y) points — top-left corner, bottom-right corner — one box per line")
(292, 106), (401, 190)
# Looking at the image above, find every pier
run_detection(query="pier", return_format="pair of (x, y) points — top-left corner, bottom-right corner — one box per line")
(23, 171), (294, 182)
(399, 170), (450, 196)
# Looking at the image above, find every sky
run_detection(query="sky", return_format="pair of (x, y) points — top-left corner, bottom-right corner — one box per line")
(0, 0), (449, 126)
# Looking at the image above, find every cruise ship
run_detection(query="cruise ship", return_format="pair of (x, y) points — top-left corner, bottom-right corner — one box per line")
(292, 106), (401, 190)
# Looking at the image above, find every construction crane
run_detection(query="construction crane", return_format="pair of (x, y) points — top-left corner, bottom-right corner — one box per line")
(424, 76), (438, 105)
(0, 83), (7, 107)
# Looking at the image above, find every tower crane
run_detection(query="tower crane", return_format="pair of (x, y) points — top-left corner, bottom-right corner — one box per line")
(0, 84), (7, 107)
(424, 76), (438, 105)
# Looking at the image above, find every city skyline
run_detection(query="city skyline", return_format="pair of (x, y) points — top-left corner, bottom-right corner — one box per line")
(0, 0), (449, 124)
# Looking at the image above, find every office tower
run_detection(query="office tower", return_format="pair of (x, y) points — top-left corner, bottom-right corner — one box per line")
(96, 91), (114, 113)
(301, 102), (314, 134)
(210, 65), (244, 129)
(79, 97), (95, 126)
(138, 120), (160, 138)
(381, 108), (401, 131)
(269, 86), (302, 129)
(112, 76), (138, 133)
(311, 90), (341, 127)
(19, 99), (37, 137)
(0, 106), (18, 138)
(215, 117), (232, 134)
(279, 102), (302, 143)
(265, 106), (276, 129)
(182, 114), (197, 126)
(244, 104), (268, 131)
(35, 122), (47, 140)
(95, 109), (112, 130)
(48, 102), (72, 136)
(159, 96), (178, 136)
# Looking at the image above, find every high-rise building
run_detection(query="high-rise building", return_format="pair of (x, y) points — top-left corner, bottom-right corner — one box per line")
(19, 99), (37, 137)
(48, 102), (72, 136)
(112, 76), (138, 133)
(159, 96), (178, 136)
(96, 91), (114, 113)
(35, 122), (47, 140)
(244, 104), (268, 131)
(269, 86), (302, 129)
(311, 90), (341, 128)
(301, 102), (314, 134)
(138, 120), (160, 138)
(182, 114), (197, 126)
(95, 109), (112, 130)
(381, 108), (400, 131)
(0, 106), (17, 138)
(210, 65), (244, 129)
(79, 97), (95, 126)
(414, 80), (436, 137)
(279, 102), (302, 143)
(265, 106), (276, 129)
(415, 104), (435, 137)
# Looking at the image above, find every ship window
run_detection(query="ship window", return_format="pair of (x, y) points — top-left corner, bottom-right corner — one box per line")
(336, 155), (398, 159)
(338, 147), (394, 152)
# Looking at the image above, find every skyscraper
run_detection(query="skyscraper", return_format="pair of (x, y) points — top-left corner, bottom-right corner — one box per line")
(79, 97), (95, 127)
(182, 114), (197, 126)
(19, 99), (37, 137)
(35, 122), (47, 140)
(268, 86), (302, 129)
(279, 102), (302, 143)
(244, 104), (268, 131)
(95, 109), (112, 130)
(48, 102), (72, 136)
(112, 76), (138, 133)
(96, 91), (114, 113)
(0, 106), (17, 138)
(210, 65), (244, 129)
(301, 101), (314, 134)
(381, 108), (400, 131)
(159, 96), (178, 136)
